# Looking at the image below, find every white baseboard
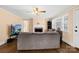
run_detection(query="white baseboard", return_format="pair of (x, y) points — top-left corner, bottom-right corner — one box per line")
(0, 39), (7, 46)
(73, 45), (79, 48)
(73, 39), (79, 48)
(62, 38), (79, 48)
(62, 38), (75, 47)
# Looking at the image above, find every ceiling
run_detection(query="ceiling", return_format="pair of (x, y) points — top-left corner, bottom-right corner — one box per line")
(0, 5), (72, 19)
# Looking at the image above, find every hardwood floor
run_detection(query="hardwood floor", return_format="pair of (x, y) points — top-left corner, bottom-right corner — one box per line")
(0, 39), (79, 53)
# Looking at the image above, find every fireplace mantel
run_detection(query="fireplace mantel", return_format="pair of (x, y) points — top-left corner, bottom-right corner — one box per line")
(33, 18), (47, 32)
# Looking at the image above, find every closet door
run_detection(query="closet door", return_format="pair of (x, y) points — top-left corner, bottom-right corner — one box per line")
(73, 10), (79, 47)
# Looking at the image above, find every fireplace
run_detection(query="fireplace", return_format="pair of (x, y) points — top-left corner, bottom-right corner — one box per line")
(33, 23), (44, 32)
(35, 28), (43, 32)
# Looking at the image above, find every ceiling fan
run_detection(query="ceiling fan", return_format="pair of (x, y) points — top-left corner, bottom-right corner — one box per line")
(33, 7), (46, 15)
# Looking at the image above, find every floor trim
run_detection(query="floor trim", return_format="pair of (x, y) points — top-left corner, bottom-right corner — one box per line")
(62, 38), (75, 47)
(0, 39), (7, 46)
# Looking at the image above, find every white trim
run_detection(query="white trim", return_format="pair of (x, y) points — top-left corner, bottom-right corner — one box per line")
(73, 44), (79, 48)
(62, 38), (75, 47)
(73, 39), (79, 48)
(0, 39), (7, 46)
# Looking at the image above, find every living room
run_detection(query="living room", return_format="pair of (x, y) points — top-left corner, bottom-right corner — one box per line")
(0, 5), (79, 53)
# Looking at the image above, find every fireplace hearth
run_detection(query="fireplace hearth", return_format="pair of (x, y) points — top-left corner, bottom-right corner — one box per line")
(35, 28), (43, 32)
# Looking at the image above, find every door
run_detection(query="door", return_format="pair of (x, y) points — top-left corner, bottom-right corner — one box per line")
(23, 20), (30, 32)
(73, 10), (79, 47)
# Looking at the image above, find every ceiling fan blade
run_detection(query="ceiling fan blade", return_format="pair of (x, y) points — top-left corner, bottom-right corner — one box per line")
(33, 7), (46, 15)
(39, 11), (46, 13)
(35, 8), (39, 11)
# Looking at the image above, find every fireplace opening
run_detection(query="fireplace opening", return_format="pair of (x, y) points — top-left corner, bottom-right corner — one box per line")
(35, 28), (43, 32)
